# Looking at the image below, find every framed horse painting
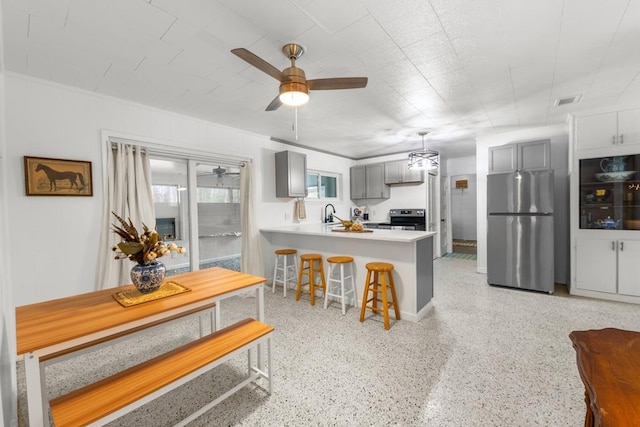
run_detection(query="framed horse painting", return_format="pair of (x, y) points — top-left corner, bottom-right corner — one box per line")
(24, 156), (93, 196)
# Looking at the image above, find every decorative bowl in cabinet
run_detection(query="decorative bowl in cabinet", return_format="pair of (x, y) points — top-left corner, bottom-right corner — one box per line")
(594, 171), (636, 182)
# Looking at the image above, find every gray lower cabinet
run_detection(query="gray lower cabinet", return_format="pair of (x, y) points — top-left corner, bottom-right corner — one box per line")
(488, 139), (550, 174)
(384, 160), (424, 184)
(275, 150), (307, 197)
(350, 164), (390, 200)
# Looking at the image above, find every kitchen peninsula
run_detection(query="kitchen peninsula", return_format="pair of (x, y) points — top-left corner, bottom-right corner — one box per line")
(260, 224), (435, 322)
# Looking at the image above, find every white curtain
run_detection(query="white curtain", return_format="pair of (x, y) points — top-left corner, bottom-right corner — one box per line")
(240, 161), (264, 277)
(97, 142), (156, 289)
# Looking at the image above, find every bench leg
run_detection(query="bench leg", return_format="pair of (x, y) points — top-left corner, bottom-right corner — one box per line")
(24, 353), (50, 427)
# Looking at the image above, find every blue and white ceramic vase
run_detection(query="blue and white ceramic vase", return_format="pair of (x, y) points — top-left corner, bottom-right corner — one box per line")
(130, 261), (166, 294)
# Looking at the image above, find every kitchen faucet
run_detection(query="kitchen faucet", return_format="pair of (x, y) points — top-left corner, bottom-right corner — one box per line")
(324, 204), (336, 223)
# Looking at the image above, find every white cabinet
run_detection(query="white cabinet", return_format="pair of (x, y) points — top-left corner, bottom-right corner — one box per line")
(575, 237), (617, 293)
(575, 237), (640, 296)
(384, 160), (424, 184)
(350, 164), (390, 200)
(275, 151), (307, 198)
(576, 108), (640, 150)
(618, 239), (640, 297)
(488, 139), (550, 174)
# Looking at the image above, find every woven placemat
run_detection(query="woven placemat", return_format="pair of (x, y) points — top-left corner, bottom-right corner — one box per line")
(113, 281), (190, 307)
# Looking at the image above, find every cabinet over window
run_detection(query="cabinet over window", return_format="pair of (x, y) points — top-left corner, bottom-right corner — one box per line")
(275, 151), (307, 198)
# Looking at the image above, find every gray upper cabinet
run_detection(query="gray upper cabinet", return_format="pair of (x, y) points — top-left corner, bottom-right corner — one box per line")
(350, 164), (390, 200)
(275, 150), (307, 197)
(488, 140), (550, 174)
(350, 166), (366, 199)
(384, 160), (424, 184)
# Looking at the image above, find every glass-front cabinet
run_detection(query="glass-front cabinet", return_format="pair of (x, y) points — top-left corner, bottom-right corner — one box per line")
(579, 154), (640, 230)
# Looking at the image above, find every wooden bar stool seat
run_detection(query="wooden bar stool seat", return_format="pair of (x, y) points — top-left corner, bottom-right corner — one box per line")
(359, 262), (400, 330)
(296, 253), (326, 305)
(324, 256), (357, 315)
(272, 249), (298, 297)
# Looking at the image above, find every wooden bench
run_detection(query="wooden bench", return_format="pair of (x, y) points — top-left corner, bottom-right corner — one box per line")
(50, 318), (274, 427)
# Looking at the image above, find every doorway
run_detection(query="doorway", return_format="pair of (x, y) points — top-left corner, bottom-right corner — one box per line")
(450, 174), (477, 256)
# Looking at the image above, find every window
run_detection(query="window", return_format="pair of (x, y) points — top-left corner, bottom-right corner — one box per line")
(306, 171), (338, 200)
(152, 185), (179, 205)
(197, 187), (240, 203)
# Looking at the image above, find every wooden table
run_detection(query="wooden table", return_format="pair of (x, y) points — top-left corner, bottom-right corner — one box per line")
(16, 267), (266, 427)
(569, 328), (640, 427)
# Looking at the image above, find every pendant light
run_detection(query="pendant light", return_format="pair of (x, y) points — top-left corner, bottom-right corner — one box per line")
(408, 131), (439, 170)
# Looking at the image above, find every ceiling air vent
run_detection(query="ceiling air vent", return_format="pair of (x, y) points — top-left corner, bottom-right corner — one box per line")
(554, 94), (582, 107)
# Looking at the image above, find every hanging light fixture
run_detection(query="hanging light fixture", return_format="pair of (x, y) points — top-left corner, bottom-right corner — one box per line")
(408, 131), (439, 170)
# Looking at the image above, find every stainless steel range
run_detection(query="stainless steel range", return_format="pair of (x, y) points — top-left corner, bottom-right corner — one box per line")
(369, 209), (426, 231)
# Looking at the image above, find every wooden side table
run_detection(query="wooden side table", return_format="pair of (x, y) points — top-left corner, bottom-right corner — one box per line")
(569, 328), (640, 427)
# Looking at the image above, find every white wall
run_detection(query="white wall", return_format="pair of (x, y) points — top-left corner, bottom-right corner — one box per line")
(0, 3), (18, 422)
(3, 74), (354, 306)
(1, 73), (18, 427)
(476, 124), (570, 285)
(446, 156), (476, 176)
(450, 174), (477, 241)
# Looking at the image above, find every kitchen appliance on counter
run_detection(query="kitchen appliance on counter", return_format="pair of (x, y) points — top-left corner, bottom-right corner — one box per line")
(367, 209), (426, 231)
(487, 170), (554, 293)
(351, 206), (364, 219)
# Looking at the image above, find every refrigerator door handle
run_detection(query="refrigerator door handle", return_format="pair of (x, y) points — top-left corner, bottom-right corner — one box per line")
(620, 241), (624, 251)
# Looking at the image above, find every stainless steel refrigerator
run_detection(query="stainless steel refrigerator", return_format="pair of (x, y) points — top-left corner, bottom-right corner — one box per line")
(487, 170), (554, 293)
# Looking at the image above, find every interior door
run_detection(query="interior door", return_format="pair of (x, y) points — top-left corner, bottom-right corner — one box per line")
(427, 173), (438, 259)
(440, 175), (449, 255)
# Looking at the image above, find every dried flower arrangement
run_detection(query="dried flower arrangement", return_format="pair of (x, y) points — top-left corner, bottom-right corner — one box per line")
(111, 212), (185, 265)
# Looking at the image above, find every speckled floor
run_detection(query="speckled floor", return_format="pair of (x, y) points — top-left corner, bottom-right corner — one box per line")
(17, 257), (640, 426)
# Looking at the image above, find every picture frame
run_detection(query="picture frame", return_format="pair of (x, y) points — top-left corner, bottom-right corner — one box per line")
(24, 156), (93, 196)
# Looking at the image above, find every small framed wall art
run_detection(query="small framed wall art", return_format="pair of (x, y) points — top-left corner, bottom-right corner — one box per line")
(24, 156), (93, 196)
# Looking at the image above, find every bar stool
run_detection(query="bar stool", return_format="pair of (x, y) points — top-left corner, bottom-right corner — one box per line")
(272, 249), (298, 297)
(359, 262), (400, 330)
(324, 256), (357, 315)
(296, 253), (326, 305)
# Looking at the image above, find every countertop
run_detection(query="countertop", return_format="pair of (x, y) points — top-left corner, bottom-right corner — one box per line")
(260, 223), (435, 243)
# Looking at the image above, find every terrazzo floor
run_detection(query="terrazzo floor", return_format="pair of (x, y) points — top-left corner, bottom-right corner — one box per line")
(17, 257), (640, 426)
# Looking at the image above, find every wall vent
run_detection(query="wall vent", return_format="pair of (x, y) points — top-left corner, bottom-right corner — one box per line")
(554, 94), (582, 107)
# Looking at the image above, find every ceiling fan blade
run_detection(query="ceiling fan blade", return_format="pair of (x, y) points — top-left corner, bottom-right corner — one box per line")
(231, 48), (290, 82)
(265, 95), (283, 111)
(307, 77), (368, 90)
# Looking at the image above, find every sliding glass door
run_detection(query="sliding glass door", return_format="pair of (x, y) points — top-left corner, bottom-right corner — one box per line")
(195, 163), (242, 271)
(149, 157), (243, 275)
(149, 158), (192, 275)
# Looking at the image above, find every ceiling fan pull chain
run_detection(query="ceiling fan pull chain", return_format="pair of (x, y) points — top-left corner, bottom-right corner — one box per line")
(294, 107), (299, 140)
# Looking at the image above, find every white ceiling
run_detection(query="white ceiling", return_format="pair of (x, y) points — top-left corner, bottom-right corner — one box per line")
(3, 0), (640, 159)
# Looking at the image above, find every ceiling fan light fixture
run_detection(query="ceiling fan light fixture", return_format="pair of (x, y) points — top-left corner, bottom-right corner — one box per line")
(279, 82), (309, 107)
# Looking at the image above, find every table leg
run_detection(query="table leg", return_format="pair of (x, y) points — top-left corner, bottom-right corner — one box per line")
(256, 283), (265, 371)
(24, 352), (50, 427)
(214, 299), (221, 331)
(584, 390), (594, 427)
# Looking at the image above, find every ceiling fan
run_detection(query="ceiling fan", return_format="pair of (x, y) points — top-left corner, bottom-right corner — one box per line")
(231, 43), (368, 111)
(199, 166), (240, 178)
